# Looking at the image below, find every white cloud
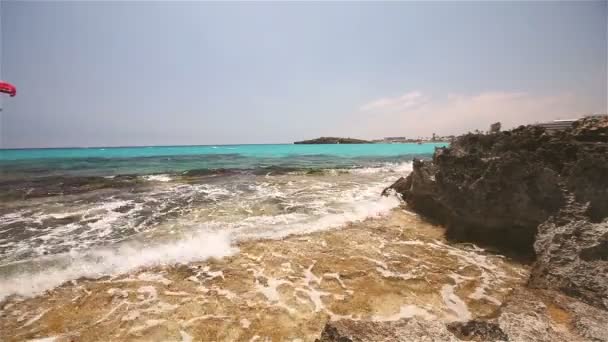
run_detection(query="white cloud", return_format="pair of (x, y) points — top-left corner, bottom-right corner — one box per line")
(360, 91), (427, 112)
(351, 91), (603, 138)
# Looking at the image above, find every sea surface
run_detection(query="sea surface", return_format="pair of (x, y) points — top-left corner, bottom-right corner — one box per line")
(0, 143), (444, 294)
(0, 143), (529, 341)
(0, 143), (447, 178)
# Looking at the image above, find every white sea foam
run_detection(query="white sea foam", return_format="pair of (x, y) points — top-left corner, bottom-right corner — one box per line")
(0, 231), (235, 301)
(441, 284), (472, 321)
(373, 304), (435, 321)
(26, 337), (58, 342)
(232, 189), (400, 240)
(0, 199), (141, 263)
(349, 161), (413, 175)
(143, 174), (172, 182)
(0, 162), (410, 300)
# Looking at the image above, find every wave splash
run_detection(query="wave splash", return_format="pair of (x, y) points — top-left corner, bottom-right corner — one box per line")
(0, 162), (411, 300)
(0, 231), (235, 301)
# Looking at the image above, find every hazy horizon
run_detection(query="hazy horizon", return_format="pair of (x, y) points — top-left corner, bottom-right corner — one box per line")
(1, 1), (606, 149)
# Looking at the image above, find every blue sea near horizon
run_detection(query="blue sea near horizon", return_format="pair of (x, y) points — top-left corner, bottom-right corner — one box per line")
(0, 143), (446, 179)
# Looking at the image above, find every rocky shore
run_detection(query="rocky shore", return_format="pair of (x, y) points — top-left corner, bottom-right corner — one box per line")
(320, 116), (608, 341)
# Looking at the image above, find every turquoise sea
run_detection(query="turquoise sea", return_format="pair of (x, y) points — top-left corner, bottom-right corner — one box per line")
(0, 143), (446, 178)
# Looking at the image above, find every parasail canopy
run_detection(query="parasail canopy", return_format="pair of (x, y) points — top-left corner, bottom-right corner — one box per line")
(0, 81), (16, 97)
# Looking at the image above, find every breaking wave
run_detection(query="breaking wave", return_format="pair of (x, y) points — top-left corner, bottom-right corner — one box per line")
(0, 231), (235, 301)
(0, 161), (411, 300)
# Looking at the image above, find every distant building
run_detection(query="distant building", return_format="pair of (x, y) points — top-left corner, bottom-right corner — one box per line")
(535, 118), (578, 133)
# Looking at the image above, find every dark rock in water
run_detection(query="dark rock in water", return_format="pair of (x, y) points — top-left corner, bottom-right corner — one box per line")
(316, 318), (459, 342)
(182, 168), (239, 177)
(447, 320), (508, 341)
(294, 137), (372, 144)
(380, 176), (411, 197)
(0, 174), (141, 201)
(113, 203), (135, 213)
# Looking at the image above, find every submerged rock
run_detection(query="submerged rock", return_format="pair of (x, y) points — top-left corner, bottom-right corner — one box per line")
(316, 288), (608, 342)
(316, 318), (459, 342)
(447, 320), (508, 341)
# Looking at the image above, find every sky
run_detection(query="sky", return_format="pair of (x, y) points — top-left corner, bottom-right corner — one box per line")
(0, 1), (606, 148)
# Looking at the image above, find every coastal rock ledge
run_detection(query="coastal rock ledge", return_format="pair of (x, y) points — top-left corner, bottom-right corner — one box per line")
(387, 116), (608, 310)
(316, 116), (608, 342)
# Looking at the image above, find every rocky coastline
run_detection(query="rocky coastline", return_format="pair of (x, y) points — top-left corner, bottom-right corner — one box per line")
(319, 116), (608, 341)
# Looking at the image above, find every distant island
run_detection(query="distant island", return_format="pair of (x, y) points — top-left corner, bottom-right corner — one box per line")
(294, 135), (454, 144)
(293, 137), (372, 144)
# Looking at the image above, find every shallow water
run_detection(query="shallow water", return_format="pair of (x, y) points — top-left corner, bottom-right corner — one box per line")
(0, 165), (407, 299)
(0, 210), (528, 341)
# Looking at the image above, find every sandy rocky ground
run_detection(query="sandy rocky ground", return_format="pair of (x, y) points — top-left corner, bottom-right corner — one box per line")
(0, 209), (529, 341)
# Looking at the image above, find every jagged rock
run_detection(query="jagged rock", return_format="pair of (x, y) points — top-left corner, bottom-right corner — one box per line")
(492, 288), (608, 342)
(314, 289), (608, 342)
(529, 204), (608, 310)
(381, 176), (411, 197)
(447, 320), (508, 341)
(390, 117), (608, 254)
(387, 116), (608, 306)
(316, 318), (459, 342)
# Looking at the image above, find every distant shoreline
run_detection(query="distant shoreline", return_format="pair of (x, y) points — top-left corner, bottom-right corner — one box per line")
(294, 136), (451, 144)
(294, 137), (372, 144)
(1, 141), (451, 151)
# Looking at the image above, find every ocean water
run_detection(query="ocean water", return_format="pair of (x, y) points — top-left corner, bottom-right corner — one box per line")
(0, 142), (530, 341)
(0, 143), (446, 178)
(0, 143), (443, 298)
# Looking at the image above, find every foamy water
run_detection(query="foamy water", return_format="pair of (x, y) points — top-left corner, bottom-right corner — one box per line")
(0, 209), (528, 342)
(0, 232), (235, 300)
(0, 162), (407, 301)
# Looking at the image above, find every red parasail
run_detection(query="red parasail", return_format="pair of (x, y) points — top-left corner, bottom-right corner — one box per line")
(0, 81), (16, 97)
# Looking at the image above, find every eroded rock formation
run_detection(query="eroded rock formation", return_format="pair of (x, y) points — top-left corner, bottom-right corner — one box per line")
(386, 116), (608, 310)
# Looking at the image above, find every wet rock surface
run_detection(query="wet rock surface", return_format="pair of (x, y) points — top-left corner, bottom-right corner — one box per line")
(0, 174), (142, 201)
(316, 317), (459, 342)
(447, 320), (508, 341)
(317, 287), (608, 342)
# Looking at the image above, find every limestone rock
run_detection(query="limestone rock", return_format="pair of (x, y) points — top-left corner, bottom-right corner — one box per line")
(316, 318), (459, 342)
